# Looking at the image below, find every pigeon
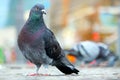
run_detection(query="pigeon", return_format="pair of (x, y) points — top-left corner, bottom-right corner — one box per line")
(17, 4), (79, 75)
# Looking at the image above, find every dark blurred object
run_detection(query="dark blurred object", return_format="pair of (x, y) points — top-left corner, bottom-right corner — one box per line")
(65, 41), (118, 67)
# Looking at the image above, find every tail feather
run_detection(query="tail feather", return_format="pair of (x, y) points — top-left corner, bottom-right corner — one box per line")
(51, 56), (79, 74)
(56, 64), (79, 74)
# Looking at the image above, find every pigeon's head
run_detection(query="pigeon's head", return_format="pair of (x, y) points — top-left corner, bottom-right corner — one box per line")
(29, 4), (46, 20)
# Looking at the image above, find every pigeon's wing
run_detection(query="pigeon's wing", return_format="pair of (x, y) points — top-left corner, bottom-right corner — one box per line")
(43, 29), (63, 60)
(43, 29), (79, 74)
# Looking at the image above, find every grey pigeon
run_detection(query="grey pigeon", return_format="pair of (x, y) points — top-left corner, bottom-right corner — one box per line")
(18, 4), (79, 75)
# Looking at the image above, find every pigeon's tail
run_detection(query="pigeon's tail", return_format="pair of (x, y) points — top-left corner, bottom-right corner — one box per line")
(51, 55), (79, 74)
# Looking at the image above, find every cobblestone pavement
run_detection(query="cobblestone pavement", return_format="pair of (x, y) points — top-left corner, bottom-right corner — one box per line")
(0, 64), (120, 80)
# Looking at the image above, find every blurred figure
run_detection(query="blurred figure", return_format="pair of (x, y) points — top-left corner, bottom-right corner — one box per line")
(65, 41), (118, 67)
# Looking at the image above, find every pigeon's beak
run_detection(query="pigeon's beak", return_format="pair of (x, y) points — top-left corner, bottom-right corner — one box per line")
(41, 9), (46, 15)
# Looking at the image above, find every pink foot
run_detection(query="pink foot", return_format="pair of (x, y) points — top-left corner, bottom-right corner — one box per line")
(27, 73), (39, 76)
(27, 73), (50, 76)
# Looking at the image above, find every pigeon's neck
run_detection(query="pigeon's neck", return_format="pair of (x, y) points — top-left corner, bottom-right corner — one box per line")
(29, 15), (45, 24)
(27, 17), (46, 32)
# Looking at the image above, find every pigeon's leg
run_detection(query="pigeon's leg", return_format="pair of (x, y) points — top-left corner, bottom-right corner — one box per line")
(42, 64), (50, 76)
(27, 64), (50, 76)
(36, 64), (41, 74)
(38, 65), (50, 76)
(27, 64), (41, 76)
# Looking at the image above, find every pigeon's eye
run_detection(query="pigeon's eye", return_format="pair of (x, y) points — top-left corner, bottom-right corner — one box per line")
(35, 7), (39, 11)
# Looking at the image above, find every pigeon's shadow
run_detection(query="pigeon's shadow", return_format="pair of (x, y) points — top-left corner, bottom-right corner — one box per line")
(46, 74), (80, 76)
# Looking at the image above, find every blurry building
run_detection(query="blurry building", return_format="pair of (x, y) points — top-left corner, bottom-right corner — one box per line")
(49, 0), (119, 49)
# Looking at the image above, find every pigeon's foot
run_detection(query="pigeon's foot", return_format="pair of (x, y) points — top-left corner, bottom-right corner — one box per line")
(27, 73), (39, 76)
(27, 73), (50, 76)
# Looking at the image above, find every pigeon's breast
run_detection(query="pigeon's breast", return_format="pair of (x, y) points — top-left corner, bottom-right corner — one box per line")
(18, 27), (45, 44)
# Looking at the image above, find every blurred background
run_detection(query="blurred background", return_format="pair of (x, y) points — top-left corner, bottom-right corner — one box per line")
(0, 0), (120, 67)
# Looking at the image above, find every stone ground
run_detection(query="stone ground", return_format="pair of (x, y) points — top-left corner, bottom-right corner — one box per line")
(0, 64), (120, 80)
